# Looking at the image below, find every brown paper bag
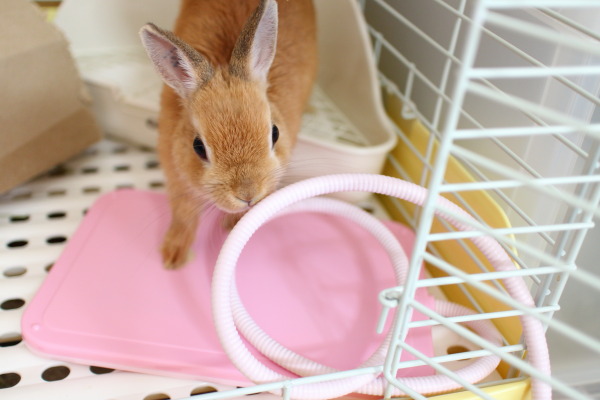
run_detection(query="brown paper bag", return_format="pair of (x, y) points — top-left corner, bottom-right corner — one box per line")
(0, 0), (102, 193)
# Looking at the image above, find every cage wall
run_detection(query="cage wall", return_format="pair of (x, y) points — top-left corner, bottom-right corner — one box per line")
(363, 0), (600, 398)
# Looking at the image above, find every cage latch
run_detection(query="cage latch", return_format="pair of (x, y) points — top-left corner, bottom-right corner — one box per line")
(377, 287), (405, 334)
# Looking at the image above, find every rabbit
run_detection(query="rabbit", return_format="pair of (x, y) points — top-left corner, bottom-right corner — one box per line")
(139, 0), (317, 269)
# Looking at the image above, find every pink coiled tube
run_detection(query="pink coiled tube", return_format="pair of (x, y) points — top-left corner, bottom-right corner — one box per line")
(211, 174), (551, 399)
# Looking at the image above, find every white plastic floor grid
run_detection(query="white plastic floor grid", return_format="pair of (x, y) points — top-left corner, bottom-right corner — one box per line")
(0, 140), (240, 400)
(301, 87), (369, 147)
(0, 138), (388, 400)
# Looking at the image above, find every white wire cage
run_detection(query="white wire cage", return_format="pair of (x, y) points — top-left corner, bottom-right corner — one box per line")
(1, 0), (600, 399)
(363, 0), (600, 398)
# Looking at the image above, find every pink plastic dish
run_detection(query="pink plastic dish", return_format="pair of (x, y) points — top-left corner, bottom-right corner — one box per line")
(22, 189), (434, 386)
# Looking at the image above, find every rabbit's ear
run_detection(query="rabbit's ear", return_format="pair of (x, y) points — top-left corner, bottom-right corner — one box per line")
(140, 23), (213, 98)
(230, 0), (278, 83)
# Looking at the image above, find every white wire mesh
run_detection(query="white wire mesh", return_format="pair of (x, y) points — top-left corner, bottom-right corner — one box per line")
(2, 0), (600, 399)
(361, 0), (600, 398)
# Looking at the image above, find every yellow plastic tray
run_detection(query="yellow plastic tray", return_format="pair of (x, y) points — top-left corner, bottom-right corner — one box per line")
(380, 92), (530, 397)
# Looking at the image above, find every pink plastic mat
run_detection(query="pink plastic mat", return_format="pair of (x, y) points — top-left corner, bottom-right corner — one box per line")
(22, 190), (434, 386)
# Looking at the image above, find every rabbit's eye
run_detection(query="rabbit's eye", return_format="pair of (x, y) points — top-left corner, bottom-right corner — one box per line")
(193, 137), (208, 161)
(271, 125), (279, 148)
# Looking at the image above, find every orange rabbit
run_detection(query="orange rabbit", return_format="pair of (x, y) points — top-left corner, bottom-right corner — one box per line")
(140, 0), (317, 269)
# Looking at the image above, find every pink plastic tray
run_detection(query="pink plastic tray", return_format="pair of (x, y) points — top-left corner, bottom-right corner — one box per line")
(22, 190), (434, 386)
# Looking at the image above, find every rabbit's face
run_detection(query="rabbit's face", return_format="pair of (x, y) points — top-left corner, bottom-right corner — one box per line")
(180, 71), (284, 213)
(140, 0), (282, 213)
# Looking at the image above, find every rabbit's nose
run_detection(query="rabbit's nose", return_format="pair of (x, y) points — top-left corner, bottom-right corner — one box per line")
(235, 196), (253, 207)
(234, 181), (263, 207)
(234, 190), (264, 207)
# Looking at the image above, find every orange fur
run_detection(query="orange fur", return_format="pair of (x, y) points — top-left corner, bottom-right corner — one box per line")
(145, 0), (317, 269)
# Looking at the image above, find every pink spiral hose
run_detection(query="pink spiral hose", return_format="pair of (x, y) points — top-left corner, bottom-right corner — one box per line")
(211, 174), (551, 399)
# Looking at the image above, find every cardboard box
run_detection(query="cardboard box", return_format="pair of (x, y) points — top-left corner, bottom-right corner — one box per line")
(0, 0), (102, 193)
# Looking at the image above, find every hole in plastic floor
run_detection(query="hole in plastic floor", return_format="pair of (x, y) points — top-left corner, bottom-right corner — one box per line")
(0, 373), (21, 389)
(7, 240), (28, 248)
(83, 187), (101, 194)
(46, 236), (67, 245)
(41, 366), (70, 382)
(48, 189), (67, 197)
(9, 215), (29, 223)
(3, 266), (26, 277)
(191, 386), (218, 396)
(0, 333), (23, 347)
(89, 366), (115, 375)
(114, 164), (130, 172)
(143, 393), (170, 400)
(1, 299), (25, 310)
(47, 165), (69, 177)
(117, 184), (134, 190)
(149, 181), (164, 189)
(146, 160), (160, 169)
(47, 211), (67, 219)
